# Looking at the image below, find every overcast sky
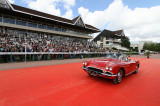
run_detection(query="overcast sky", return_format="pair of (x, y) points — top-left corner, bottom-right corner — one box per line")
(8, 0), (160, 44)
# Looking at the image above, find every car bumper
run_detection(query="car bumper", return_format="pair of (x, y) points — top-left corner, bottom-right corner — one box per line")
(82, 66), (117, 79)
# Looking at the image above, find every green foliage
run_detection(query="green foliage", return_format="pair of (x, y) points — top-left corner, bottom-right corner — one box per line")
(144, 51), (151, 58)
(124, 51), (139, 56)
(131, 47), (138, 52)
(121, 36), (130, 49)
(112, 47), (118, 50)
(143, 43), (160, 52)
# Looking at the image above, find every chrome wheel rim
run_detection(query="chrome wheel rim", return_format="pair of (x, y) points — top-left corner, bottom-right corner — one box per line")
(136, 66), (138, 72)
(118, 71), (122, 82)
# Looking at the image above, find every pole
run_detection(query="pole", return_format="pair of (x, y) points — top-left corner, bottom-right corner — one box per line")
(25, 45), (26, 62)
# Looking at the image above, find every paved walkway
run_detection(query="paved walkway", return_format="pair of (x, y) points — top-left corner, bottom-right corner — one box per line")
(130, 54), (160, 59)
(0, 57), (104, 71)
(0, 54), (159, 71)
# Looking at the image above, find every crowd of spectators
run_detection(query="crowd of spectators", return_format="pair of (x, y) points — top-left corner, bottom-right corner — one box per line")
(0, 32), (106, 53)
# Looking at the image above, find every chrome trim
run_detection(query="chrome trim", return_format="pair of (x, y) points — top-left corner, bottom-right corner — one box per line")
(101, 73), (117, 77)
(105, 71), (113, 75)
(82, 66), (87, 70)
(83, 66), (117, 77)
(125, 70), (136, 76)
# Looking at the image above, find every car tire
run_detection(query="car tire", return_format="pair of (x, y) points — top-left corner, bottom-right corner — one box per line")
(134, 65), (139, 74)
(88, 73), (92, 76)
(113, 69), (123, 84)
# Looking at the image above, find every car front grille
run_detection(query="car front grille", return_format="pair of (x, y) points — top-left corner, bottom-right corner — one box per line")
(87, 67), (103, 74)
(105, 71), (112, 75)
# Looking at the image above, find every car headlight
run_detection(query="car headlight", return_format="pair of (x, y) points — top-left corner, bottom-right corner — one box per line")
(84, 62), (87, 65)
(109, 67), (113, 71)
(83, 62), (85, 65)
(83, 62), (87, 65)
(105, 66), (109, 70)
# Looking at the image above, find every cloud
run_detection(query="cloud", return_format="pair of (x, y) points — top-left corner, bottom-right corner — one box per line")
(8, 0), (15, 4)
(23, 0), (75, 19)
(78, 0), (160, 43)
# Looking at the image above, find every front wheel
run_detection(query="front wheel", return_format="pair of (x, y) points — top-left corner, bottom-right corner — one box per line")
(113, 69), (123, 84)
(133, 65), (139, 74)
(88, 73), (92, 76)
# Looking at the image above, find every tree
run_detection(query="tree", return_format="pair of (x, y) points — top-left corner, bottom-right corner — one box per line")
(145, 51), (151, 58)
(155, 43), (160, 52)
(121, 36), (130, 49)
(143, 43), (148, 50)
(143, 42), (160, 52)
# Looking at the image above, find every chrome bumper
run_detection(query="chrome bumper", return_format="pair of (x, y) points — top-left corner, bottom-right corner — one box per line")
(82, 66), (117, 77)
(82, 66), (87, 70)
(101, 73), (117, 77)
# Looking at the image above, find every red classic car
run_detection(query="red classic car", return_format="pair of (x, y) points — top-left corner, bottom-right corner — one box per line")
(82, 53), (140, 84)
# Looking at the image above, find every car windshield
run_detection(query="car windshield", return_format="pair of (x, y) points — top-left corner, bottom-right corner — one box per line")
(106, 53), (128, 61)
(106, 53), (120, 59)
(118, 54), (129, 61)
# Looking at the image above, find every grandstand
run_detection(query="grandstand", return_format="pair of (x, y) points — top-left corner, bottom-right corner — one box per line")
(0, 0), (106, 63)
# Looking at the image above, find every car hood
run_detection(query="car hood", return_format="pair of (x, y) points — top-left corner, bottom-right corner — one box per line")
(89, 58), (121, 67)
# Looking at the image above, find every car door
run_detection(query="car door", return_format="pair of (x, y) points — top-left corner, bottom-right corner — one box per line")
(123, 56), (135, 74)
(119, 55), (131, 74)
(130, 60), (137, 71)
(127, 60), (135, 73)
(123, 60), (133, 74)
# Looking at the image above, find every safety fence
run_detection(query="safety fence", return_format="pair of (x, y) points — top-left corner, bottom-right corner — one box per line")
(0, 52), (139, 63)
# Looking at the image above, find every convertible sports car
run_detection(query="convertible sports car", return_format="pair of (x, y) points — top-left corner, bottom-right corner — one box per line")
(82, 53), (140, 84)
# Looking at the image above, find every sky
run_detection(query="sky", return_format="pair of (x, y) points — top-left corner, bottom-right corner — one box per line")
(8, 0), (160, 44)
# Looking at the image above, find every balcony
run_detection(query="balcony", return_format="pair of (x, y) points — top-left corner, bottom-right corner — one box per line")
(113, 39), (121, 43)
(0, 22), (92, 39)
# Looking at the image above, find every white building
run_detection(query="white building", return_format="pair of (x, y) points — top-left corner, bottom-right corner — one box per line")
(131, 41), (153, 52)
(138, 41), (153, 52)
(92, 29), (129, 51)
(131, 44), (139, 49)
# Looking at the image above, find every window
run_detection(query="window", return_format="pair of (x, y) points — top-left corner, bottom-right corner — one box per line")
(28, 21), (37, 28)
(0, 27), (2, 33)
(109, 41), (113, 44)
(9, 18), (15, 24)
(106, 41), (109, 44)
(62, 28), (67, 32)
(16, 20), (27, 26)
(106, 37), (109, 40)
(47, 25), (54, 30)
(100, 43), (103, 48)
(100, 37), (103, 42)
(3, 16), (10, 23)
(55, 27), (61, 31)
(2, 15), (15, 24)
(38, 24), (46, 29)
(109, 38), (113, 40)
(0, 14), (2, 22)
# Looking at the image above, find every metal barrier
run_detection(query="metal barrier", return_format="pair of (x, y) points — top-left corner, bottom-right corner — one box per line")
(0, 52), (107, 63)
(0, 52), (139, 63)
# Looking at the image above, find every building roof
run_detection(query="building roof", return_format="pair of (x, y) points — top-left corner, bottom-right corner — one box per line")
(112, 30), (123, 35)
(92, 29), (125, 41)
(72, 15), (81, 24)
(10, 4), (100, 32)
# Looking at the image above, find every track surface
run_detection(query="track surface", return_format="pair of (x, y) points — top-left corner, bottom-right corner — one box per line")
(0, 57), (160, 106)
